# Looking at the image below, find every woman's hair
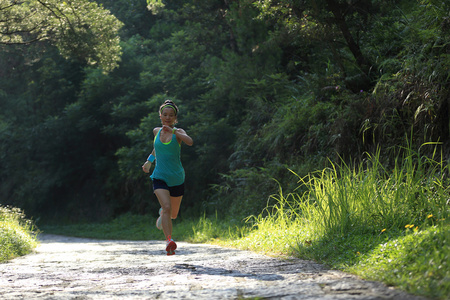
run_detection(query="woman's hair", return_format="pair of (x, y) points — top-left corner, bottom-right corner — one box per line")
(159, 100), (179, 115)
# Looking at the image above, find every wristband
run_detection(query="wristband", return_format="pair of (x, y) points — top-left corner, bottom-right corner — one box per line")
(147, 154), (155, 163)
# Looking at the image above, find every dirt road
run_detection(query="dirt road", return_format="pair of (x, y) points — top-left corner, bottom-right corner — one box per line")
(0, 234), (425, 299)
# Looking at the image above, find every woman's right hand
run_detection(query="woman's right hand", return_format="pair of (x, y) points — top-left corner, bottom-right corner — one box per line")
(142, 161), (151, 173)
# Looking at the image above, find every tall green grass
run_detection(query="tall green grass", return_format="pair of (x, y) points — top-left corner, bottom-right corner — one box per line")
(0, 206), (38, 262)
(294, 145), (448, 239)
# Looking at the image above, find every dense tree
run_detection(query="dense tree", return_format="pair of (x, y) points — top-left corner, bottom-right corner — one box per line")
(0, 0), (448, 221)
(0, 0), (123, 71)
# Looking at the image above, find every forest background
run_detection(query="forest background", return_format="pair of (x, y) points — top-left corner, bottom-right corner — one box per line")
(1, 0), (449, 224)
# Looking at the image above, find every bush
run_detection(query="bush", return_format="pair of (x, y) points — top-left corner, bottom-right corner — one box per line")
(0, 206), (38, 262)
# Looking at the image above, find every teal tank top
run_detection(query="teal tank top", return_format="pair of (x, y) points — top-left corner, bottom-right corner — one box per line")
(150, 129), (185, 186)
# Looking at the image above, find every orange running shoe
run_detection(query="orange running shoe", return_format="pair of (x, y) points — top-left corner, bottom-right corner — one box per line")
(166, 237), (177, 255)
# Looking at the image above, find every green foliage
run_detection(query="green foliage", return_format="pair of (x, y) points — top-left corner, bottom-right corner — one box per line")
(0, 206), (38, 262)
(1, 0), (450, 230)
(362, 0), (450, 150)
(0, 0), (123, 72)
(208, 167), (280, 220)
(146, 0), (165, 14)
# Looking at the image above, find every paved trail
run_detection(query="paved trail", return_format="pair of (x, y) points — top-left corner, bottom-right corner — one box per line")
(0, 234), (425, 299)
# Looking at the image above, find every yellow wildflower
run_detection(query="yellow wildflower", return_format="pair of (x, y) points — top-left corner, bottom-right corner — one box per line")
(427, 214), (433, 219)
(381, 228), (386, 233)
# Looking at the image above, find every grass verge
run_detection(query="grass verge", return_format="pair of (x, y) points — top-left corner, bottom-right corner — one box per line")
(0, 206), (39, 262)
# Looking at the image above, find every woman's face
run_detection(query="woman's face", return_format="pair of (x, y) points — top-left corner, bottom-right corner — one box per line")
(160, 107), (177, 126)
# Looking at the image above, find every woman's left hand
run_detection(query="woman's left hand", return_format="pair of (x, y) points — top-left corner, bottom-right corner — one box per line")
(162, 125), (173, 133)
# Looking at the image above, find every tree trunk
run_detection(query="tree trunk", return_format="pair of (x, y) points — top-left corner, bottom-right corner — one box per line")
(325, 0), (369, 72)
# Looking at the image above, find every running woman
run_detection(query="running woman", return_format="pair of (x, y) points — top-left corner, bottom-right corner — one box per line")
(142, 100), (193, 255)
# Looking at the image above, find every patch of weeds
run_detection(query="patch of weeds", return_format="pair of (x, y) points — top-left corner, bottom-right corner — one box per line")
(0, 206), (39, 262)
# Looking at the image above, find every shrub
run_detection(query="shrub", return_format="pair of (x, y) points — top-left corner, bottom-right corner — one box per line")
(0, 206), (38, 262)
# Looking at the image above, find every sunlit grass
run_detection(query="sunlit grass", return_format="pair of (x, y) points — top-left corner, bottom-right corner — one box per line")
(187, 212), (249, 243)
(0, 206), (38, 262)
(349, 226), (449, 298)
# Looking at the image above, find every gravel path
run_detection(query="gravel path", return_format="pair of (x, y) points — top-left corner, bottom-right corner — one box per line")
(0, 234), (425, 299)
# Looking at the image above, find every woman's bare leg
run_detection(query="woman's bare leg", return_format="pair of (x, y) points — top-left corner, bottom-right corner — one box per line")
(154, 189), (173, 239)
(170, 196), (183, 219)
